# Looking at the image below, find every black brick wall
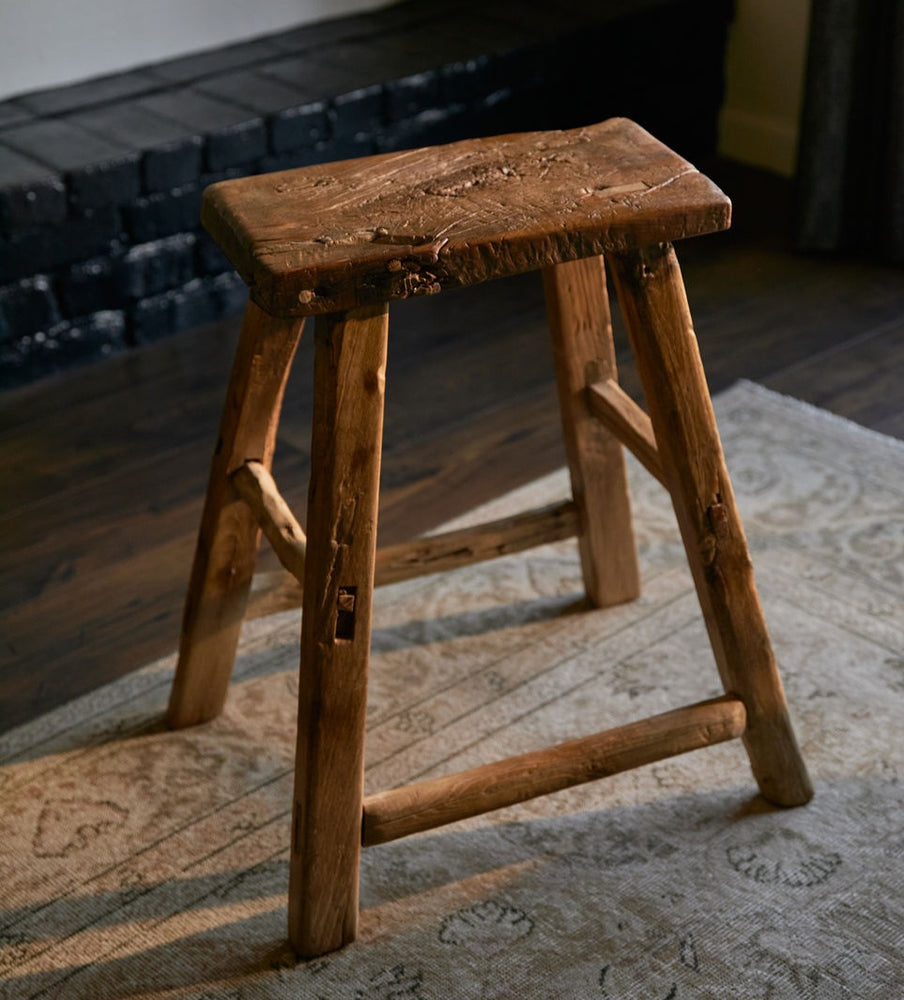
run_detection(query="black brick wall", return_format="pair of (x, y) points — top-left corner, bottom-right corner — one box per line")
(0, 0), (733, 389)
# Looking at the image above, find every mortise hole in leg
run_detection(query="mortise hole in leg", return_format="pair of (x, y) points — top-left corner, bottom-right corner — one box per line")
(335, 587), (357, 641)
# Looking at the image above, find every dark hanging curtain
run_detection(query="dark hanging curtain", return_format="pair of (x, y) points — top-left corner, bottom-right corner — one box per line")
(795, 0), (904, 262)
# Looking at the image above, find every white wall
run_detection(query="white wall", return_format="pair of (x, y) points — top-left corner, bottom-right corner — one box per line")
(718, 0), (812, 176)
(0, 0), (386, 101)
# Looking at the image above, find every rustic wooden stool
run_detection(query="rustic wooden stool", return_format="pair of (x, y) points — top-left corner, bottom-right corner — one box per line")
(166, 118), (812, 958)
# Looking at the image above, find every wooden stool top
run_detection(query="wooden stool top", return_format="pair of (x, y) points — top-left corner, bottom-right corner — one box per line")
(202, 118), (731, 317)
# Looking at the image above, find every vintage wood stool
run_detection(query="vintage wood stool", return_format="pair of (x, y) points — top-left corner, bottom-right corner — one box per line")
(166, 118), (812, 958)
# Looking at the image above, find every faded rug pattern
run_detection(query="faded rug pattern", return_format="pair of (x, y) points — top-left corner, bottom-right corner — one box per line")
(1, 382), (903, 998)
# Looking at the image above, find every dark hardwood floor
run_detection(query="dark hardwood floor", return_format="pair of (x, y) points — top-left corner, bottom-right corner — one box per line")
(2, 162), (903, 734)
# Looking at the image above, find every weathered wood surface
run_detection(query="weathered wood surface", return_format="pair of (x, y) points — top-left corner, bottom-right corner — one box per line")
(202, 118), (731, 317)
(374, 499), (579, 585)
(543, 255), (640, 607)
(607, 243), (813, 807)
(5, 166), (903, 737)
(166, 302), (304, 729)
(231, 460), (307, 582)
(288, 304), (388, 958)
(587, 377), (666, 485)
(244, 499), (579, 616)
(362, 695), (747, 846)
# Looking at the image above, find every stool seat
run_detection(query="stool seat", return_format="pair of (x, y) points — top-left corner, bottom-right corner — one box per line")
(202, 118), (731, 317)
(168, 118), (811, 960)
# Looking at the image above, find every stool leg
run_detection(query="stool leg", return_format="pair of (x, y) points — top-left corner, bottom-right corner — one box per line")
(288, 303), (389, 958)
(167, 301), (304, 728)
(543, 255), (641, 607)
(607, 244), (813, 807)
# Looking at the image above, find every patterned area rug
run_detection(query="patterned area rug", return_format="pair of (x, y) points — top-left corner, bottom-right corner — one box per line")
(1, 381), (903, 999)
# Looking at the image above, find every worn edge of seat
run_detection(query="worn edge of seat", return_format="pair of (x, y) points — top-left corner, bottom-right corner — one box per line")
(202, 120), (732, 317)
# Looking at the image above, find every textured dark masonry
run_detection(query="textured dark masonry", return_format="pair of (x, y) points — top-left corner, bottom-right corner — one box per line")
(0, 0), (732, 388)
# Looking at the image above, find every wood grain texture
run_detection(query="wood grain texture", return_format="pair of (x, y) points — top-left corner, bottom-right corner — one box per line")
(288, 304), (389, 958)
(587, 377), (665, 485)
(3, 163), (903, 738)
(166, 302), (304, 729)
(543, 255), (640, 607)
(202, 119), (731, 317)
(607, 243), (813, 807)
(374, 498), (579, 585)
(241, 499), (580, 616)
(362, 696), (747, 846)
(231, 460), (306, 583)
(764, 316), (904, 438)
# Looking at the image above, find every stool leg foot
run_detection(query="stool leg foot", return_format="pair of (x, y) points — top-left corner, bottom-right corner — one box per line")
(608, 244), (813, 807)
(543, 256), (641, 608)
(288, 304), (389, 958)
(167, 301), (304, 729)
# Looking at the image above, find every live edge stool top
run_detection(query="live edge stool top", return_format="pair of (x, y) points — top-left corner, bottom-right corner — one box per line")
(201, 117), (731, 317)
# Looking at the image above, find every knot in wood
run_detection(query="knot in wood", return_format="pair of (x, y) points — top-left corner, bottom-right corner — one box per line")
(695, 494), (727, 565)
(706, 498), (729, 537)
(362, 369), (382, 394)
(423, 162), (518, 198)
(699, 532), (718, 568)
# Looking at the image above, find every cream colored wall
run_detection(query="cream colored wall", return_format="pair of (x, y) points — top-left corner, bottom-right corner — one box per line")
(0, 0), (387, 101)
(718, 0), (812, 176)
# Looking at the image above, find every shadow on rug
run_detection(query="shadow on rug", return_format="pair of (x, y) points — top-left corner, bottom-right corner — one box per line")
(1, 382), (902, 998)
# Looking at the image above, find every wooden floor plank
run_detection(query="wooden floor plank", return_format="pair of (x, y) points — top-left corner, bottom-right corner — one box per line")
(764, 318), (904, 432)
